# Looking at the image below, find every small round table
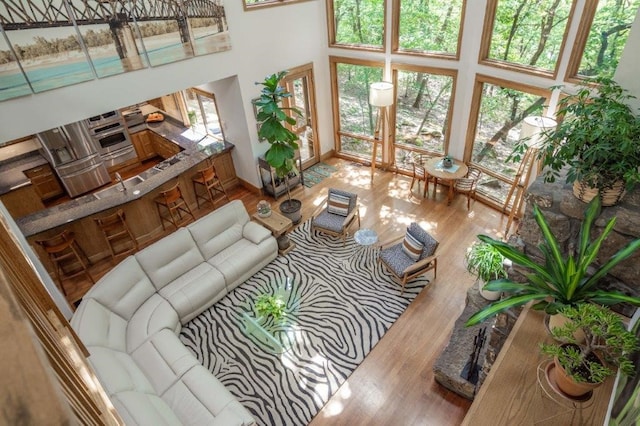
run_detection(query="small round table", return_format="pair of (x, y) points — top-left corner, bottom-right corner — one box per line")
(424, 157), (469, 205)
(354, 228), (378, 247)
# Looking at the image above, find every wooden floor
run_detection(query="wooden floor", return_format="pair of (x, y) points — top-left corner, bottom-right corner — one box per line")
(58, 157), (510, 425)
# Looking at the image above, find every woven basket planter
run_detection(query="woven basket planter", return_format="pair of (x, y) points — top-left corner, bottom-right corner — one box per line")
(572, 180), (626, 207)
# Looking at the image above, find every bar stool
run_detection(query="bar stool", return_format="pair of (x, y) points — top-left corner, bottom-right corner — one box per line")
(94, 209), (139, 262)
(35, 229), (94, 296)
(191, 162), (230, 209)
(154, 182), (195, 230)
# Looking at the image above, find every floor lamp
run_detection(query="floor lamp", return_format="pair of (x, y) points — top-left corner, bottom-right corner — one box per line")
(503, 115), (557, 237)
(369, 82), (394, 183)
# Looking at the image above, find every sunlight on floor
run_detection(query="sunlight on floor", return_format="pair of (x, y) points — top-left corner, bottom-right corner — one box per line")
(318, 382), (352, 418)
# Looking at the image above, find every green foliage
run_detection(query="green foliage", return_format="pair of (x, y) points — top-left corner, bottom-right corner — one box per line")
(519, 77), (640, 191)
(255, 71), (301, 195)
(397, 0), (462, 54)
(465, 241), (508, 283)
(541, 304), (639, 384)
(255, 293), (286, 321)
(465, 196), (640, 327)
(334, 0), (385, 47)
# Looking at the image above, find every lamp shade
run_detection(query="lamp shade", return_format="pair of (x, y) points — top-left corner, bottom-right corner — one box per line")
(520, 116), (557, 147)
(369, 82), (394, 107)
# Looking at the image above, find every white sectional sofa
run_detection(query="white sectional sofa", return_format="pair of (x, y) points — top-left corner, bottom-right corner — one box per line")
(71, 200), (278, 425)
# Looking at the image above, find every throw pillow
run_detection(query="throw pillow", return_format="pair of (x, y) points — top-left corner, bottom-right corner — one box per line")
(402, 230), (424, 262)
(408, 222), (438, 259)
(327, 192), (350, 217)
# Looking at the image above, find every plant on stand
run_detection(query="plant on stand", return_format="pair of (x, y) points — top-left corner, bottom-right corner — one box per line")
(541, 303), (639, 398)
(465, 240), (508, 301)
(465, 196), (640, 327)
(255, 71), (303, 224)
(514, 76), (640, 206)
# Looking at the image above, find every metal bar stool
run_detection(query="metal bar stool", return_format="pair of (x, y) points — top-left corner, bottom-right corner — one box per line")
(154, 182), (195, 230)
(94, 209), (139, 262)
(191, 161), (230, 209)
(35, 229), (94, 296)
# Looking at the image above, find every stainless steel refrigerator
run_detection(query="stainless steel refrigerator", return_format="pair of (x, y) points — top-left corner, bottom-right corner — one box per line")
(38, 122), (111, 198)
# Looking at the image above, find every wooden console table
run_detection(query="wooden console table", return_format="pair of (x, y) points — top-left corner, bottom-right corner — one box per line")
(462, 307), (614, 425)
(252, 210), (295, 255)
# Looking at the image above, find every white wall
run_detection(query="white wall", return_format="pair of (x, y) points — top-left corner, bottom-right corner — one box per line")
(0, 0), (330, 187)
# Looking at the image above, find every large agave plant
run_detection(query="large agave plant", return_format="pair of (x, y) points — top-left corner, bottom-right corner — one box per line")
(466, 196), (640, 327)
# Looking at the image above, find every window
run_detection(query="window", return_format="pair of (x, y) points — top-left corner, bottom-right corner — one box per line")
(183, 89), (224, 140)
(243, 0), (310, 10)
(327, 0), (386, 50)
(391, 65), (456, 169)
(330, 57), (384, 160)
(480, 0), (575, 76)
(567, 0), (640, 79)
(394, 0), (465, 58)
(466, 76), (550, 206)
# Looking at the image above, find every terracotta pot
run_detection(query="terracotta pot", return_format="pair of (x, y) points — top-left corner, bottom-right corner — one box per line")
(552, 349), (602, 398)
(572, 179), (626, 206)
(547, 313), (586, 343)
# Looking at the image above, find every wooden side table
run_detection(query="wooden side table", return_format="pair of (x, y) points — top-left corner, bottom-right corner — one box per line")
(252, 210), (296, 255)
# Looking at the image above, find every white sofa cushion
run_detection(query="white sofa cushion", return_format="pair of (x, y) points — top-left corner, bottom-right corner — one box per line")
(208, 238), (278, 291)
(81, 256), (156, 320)
(127, 294), (180, 352)
(242, 221), (273, 245)
(188, 200), (250, 259)
(162, 364), (255, 426)
(131, 329), (198, 395)
(136, 228), (206, 291)
(71, 299), (128, 352)
(87, 346), (156, 395)
(158, 262), (227, 324)
(111, 391), (182, 426)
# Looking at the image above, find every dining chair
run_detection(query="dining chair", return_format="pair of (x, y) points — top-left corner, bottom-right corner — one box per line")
(454, 166), (482, 210)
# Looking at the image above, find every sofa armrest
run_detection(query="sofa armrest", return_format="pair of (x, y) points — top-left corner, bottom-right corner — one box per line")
(243, 221), (273, 245)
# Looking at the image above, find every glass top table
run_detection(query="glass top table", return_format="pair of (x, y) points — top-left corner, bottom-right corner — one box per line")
(239, 277), (300, 354)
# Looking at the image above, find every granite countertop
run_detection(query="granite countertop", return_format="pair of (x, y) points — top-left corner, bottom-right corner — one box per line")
(15, 115), (233, 237)
(0, 152), (48, 195)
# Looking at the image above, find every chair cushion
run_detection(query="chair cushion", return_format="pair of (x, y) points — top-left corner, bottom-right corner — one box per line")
(312, 210), (346, 233)
(380, 243), (415, 277)
(327, 192), (350, 216)
(402, 230), (423, 262)
(408, 222), (438, 259)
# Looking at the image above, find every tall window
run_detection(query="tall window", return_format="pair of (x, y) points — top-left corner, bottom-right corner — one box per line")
(481, 0), (575, 75)
(466, 76), (550, 205)
(183, 88), (224, 140)
(330, 57), (384, 160)
(568, 0), (640, 79)
(327, 0), (385, 49)
(392, 66), (456, 169)
(394, 0), (464, 57)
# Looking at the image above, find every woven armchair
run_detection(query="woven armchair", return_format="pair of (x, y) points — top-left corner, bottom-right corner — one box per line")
(378, 222), (438, 294)
(310, 188), (361, 245)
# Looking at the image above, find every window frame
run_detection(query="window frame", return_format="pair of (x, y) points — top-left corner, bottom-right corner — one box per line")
(464, 74), (553, 209)
(182, 88), (225, 141)
(478, 0), (578, 80)
(391, 0), (466, 60)
(243, 0), (313, 11)
(326, 0), (387, 52)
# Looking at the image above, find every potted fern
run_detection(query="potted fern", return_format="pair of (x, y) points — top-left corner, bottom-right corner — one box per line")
(255, 71), (303, 224)
(465, 240), (508, 301)
(541, 303), (639, 398)
(465, 196), (640, 327)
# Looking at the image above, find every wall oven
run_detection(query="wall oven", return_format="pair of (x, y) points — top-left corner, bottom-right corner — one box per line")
(89, 120), (133, 156)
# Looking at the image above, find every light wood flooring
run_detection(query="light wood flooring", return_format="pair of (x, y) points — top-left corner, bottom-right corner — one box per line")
(58, 157), (510, 425)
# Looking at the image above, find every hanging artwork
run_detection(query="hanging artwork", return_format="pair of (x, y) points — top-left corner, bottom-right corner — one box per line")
(0, 27), (32, 101)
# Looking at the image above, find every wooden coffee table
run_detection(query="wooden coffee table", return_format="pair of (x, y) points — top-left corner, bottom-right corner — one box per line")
(252, 210), (296, 255)
(424, 156), (469, 205)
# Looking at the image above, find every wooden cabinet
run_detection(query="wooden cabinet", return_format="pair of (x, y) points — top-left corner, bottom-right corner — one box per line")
(130, 131), (156, 161)
(0, 184), (45, 218)
(23, 163), (64, 201)
(210, 151), (238, 188)
(258, 151), (304, 200)
(150, 132), (182, 159)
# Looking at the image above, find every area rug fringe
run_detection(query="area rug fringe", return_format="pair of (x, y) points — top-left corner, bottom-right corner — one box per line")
(180, 221), (429, 425)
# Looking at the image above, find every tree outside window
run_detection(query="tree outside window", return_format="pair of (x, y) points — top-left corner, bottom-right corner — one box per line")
(483, 0), (574, 74)
(574, 0), (640, 78)
(183, 89), (224, 140)
(329, 0), (385, 49)
(395, 0), (464, 57)
(468, 78), (549, 204)
(392, 68), (455, 169)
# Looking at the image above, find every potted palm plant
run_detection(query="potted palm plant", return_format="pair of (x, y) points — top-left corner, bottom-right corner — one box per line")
(519, 77), (640, 206)
(255, 71), (303, 224)
(465, 196), (640, 327)
(541, 303), (639, 398)
(465, 240), (508, 301)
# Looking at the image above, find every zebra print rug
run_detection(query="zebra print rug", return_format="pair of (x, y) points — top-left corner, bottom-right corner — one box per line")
(179, 221), (429, 425)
